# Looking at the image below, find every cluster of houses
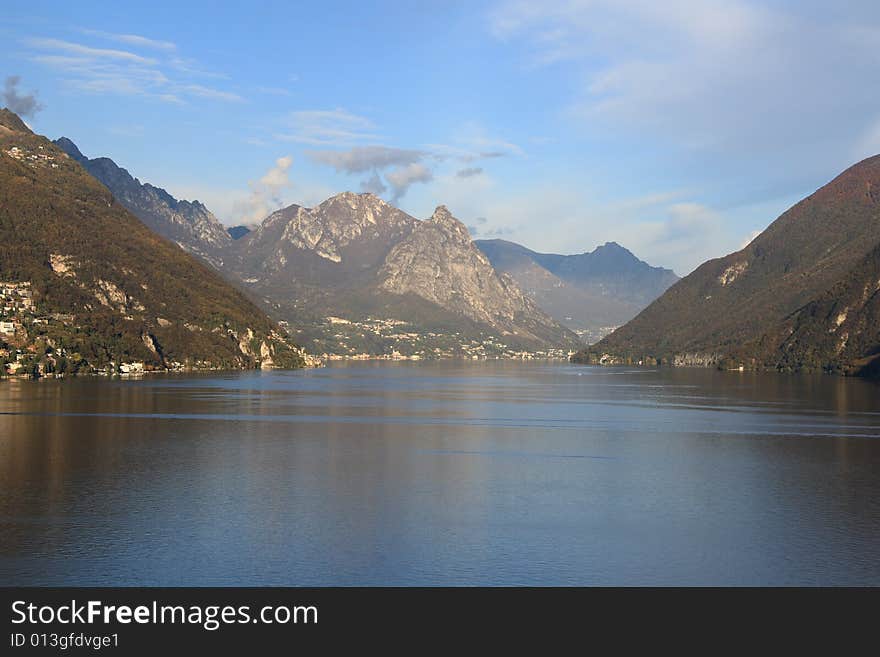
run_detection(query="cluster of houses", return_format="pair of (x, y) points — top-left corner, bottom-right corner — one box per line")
(0, 281), (35, 338)
(3, 144), (60, 169)
(312, 314), (573, 361)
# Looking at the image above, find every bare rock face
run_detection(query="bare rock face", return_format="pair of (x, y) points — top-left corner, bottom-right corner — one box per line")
(227, 195), (578, 352)
(250, 192), (417, 272)
(53, 137), (232, 265)
(379, 206), (567, 342)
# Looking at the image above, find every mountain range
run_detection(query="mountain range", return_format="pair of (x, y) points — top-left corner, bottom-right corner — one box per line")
(475, 239), (678, 342)
(575, 154), (880, 376)
(220, 192), (581, 357)
(0, 108), (306, 375)
(9, 107), (880, 375)
(53, 135), (678, 358)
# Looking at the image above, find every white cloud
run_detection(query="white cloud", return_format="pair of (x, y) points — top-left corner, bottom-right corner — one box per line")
(260, 155), (293, 187)
(170, 178), (337, 226)
(233, 155), (295, 225)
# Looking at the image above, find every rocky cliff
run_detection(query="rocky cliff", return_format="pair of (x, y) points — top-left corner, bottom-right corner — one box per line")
(380, 206), (567, 344)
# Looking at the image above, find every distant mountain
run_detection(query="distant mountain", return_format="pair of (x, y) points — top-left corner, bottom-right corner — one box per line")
(227, 225), (254, 240)
(228, 193), (579, 356)
(476, 239), (678, 341)
(53, 137), (231, 266)
(574, 155), (880, 375)
(1, 108), (305, 374)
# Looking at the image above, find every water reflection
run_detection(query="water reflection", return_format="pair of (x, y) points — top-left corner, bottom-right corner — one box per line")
(1, 363), (879, 585)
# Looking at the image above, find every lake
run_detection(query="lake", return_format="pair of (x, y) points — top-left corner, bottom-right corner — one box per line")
(1, 361), (879, 586)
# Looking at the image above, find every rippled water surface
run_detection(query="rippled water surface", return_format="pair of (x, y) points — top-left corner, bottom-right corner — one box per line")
(2, 362), (879, 585)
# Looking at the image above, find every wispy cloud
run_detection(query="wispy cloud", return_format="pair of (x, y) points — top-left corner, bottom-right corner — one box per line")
(26, 37), (158, 65)
(167, 56), (229, 80)
(256, 85), (294, 97)
(489, 0), (880, 175)
(479, 0), (880, 272)
(233, 155), (295, 224)
(26, 34), (241, 104)
(180, 84), (243, 103)
(275, 109), (379, 145)
(425, 122), (524, 163)
(79, 29), (177, 52)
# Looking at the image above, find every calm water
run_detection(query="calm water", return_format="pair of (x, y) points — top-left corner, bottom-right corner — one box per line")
(1, 362), (879, 586)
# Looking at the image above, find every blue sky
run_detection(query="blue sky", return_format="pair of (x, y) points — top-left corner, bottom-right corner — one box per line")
(3, 0), (879, 274)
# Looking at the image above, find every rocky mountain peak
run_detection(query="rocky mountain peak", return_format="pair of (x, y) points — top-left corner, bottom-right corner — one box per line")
(595, 241), (628, 254)
(54, 136), (85, 161)
(244, 192), (419, 267)
(319, 190), (388, 212)
(427, 205), (470, 241)
(377, 205), (573, 344)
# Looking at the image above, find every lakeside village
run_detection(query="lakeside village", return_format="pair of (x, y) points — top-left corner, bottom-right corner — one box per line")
(286, 316), (576, 362)
(0, 281), (154, 378)
(1, 281), (54, 376)
(2, 282), (573, 378)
